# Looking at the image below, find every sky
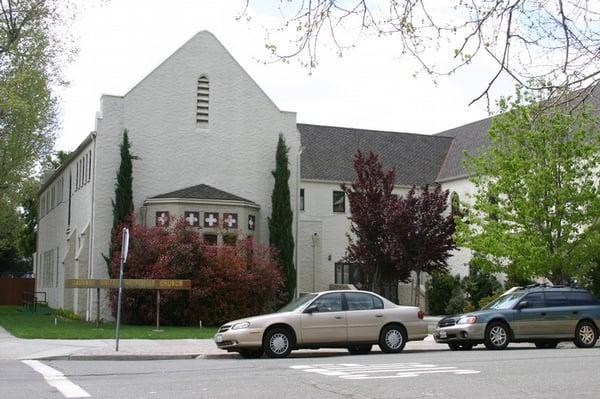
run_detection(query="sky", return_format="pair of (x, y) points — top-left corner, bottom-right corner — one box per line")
(55, 0), (514, 152)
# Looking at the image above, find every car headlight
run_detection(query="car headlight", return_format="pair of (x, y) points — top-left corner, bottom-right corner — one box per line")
(457, 316), (477, 325)
(232, 321), (250, 330)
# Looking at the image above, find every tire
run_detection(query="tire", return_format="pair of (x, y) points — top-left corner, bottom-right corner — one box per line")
(484, 321), (510, 350)
(263, 327), (294, 358)
(534, 341), (558, 349)
(238, 349), (263, 359)
(574, 321), (598, 348)
(448, 342), (474, 351)
(347, 345), (372, 355)
(379, 324), (407, 353)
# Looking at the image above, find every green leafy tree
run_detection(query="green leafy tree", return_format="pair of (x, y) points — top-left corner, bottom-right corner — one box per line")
(269, 134), (295, 300)
(456, 88), (600, 284)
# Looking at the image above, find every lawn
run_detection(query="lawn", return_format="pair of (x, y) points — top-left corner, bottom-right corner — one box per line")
(0, 306), (218, 339)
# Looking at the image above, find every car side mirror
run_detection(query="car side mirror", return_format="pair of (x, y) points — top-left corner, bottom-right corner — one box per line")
(516, 301), (528, 310)
(305, 305), (319, 314)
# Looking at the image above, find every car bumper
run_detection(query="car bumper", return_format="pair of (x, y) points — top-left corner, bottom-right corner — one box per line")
(433, 323), (485, 343)
(214, 328), (264, 351)
(405, 320), (429, 341)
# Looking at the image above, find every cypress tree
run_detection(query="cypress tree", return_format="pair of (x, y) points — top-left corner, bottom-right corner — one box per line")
(269, 134), (295, 300)
(112, 129), (134, 229)
(104, 129), (134, 273)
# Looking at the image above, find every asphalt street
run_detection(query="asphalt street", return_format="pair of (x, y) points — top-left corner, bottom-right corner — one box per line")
(2, 346), (600, 399)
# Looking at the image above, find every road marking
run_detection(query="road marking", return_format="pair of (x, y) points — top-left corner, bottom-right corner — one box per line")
(22, 360), (91, 398)
(290, 362), (480, 380)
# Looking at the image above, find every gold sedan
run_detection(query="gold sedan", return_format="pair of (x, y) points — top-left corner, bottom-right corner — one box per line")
(214, 290), (428, 358)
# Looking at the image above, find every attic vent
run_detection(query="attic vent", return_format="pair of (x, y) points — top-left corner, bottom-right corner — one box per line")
(197, 76), (209, 126)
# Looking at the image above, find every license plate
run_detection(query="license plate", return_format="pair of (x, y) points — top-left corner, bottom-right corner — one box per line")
(439, 331), (447, 339)
(215, 334), (224, 343)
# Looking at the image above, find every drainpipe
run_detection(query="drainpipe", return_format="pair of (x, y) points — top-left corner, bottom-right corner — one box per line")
(295, 145), (304, 299)
(312, 232), (318, 291)
(86, 132), (97, 321)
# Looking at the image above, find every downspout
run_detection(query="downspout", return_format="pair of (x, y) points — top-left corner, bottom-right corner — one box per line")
(295, 145), (304, 299)
(86, 132), (97, 321)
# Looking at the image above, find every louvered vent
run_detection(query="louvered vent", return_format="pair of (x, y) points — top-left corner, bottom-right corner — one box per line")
(197, 76), (209, 126)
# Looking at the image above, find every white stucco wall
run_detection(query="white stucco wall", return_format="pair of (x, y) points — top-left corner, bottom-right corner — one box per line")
(36, 140), (95, 313)
(89, 31), (300, 318)
(297, 180), (411, 294)
(440, 176), (477, 278)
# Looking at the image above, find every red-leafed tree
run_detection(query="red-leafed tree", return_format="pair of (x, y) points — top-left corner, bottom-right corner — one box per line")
(389, 185), (456, 306)
(343, 151), (456, 299)
(342, 150), (409, 293)
(109, 218), (284, 326)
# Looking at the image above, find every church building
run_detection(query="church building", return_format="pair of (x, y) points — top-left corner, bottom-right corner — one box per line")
(35, 31), (494, 319)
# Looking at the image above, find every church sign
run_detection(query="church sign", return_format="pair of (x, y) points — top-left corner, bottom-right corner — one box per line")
(65, 278), (192, 290)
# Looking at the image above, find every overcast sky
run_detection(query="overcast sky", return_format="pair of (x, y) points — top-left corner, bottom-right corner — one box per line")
(56, 0), (514, 152)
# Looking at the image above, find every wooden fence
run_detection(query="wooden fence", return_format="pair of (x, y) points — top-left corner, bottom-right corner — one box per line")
(0, 278), (35, 305)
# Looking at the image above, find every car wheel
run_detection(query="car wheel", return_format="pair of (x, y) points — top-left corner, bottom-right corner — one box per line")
(347, 345), (372, 355)
(379, 324), (407, 353)
(448, 342), (474, 351)
(263, 327), (294, 358)
(238, 349), (263, 359)
(484, 321), (510, 350)
(534, 341), (558, 349)
(574, 321), (598, 348)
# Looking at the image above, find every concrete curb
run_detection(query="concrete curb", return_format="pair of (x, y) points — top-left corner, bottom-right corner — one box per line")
(37, 353), (206, 361)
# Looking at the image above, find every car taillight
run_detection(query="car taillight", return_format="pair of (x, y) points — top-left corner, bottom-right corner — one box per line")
(417, 310), (424, 320)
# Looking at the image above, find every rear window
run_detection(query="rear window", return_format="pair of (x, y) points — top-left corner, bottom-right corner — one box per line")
(345, 292), (384, 310)
(544, 292), (570, 307)
(565, 292), (600, 306)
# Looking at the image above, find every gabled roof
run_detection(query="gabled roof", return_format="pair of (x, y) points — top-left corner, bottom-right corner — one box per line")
(434, 117), (492, 181)
(298, 124), (453, 186)
(150, 184), (257, 204)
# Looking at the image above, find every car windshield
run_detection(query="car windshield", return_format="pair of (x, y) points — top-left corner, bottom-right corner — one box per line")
(277, 294), (318, 313)
(481, 292), (524, 310)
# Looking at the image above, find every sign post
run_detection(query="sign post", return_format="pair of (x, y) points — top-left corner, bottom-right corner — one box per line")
(115, 228), (129, 352)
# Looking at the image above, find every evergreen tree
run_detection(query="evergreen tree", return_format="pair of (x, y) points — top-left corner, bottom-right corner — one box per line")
(112, 129), (134, 230)
(104, 130), (134, 273)
(269, 134), (295, 300)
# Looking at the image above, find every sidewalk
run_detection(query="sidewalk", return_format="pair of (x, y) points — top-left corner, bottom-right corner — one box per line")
(1, 325), (443, 361)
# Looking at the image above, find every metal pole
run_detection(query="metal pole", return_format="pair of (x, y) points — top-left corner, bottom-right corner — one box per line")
(115, 228), (129, 352)
(155, 290), (160, 331)
(115, 255), (125, 351)
(96, 287), (100, 328)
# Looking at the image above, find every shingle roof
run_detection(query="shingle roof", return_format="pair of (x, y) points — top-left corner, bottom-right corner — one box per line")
(434, 87), (600, 181)
(150, 184), (256, 204)
(298, 124), (453, 186)
(434, 117), (492, 181)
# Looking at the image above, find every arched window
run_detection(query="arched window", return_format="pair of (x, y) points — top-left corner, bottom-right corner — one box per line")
(450, 191), (460, 214)
(196, 75), (209, 127)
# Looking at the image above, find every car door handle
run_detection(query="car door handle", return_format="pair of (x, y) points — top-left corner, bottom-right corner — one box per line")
(573, 311), (579, 315)
(540, 312), (547, 316)
(334, 316), (343, 319)
(375, 314), (383, 318)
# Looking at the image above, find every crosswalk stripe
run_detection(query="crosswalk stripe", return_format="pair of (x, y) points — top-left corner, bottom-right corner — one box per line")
(22, 360), (91, 398)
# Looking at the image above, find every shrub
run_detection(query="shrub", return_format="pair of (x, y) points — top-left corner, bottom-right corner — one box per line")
(425, 271), (461, 315)
(109, 219), (284, 326)
(445, 287), (468, 315)
(462, 261), (502, 308)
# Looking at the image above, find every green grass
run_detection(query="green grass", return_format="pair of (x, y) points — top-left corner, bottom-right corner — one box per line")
(0, 306), (218, 339)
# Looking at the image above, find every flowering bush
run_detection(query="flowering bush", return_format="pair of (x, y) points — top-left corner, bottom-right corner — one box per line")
(109, 218), (284, 326)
